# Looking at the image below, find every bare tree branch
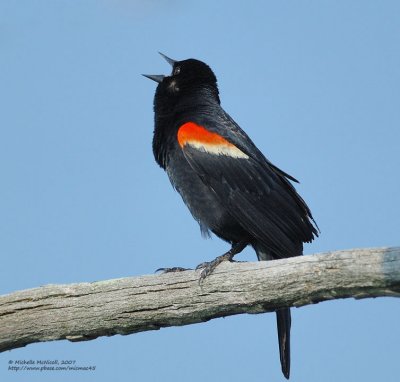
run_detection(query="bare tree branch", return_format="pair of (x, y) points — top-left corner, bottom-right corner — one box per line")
(1, 247), (399, 352)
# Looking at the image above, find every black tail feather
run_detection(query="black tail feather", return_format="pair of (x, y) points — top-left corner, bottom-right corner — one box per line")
(276, 308), (291, 379)
(254, 244), (293, 379)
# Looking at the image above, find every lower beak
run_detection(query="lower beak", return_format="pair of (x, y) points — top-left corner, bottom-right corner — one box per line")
(142, 74), (165, 83)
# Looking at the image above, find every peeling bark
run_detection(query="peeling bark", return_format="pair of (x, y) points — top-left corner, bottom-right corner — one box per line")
(0, 247), (399, 352)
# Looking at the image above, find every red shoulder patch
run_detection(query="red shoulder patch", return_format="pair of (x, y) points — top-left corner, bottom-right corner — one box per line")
(177, 122), (230, 147)
(177, 122), (249, 159)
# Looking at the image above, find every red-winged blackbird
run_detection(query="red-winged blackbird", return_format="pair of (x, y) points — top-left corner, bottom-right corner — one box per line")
(144, 53), (318, 380)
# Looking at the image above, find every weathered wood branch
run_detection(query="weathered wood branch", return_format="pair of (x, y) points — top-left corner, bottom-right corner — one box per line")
(1, 247), (399, 353)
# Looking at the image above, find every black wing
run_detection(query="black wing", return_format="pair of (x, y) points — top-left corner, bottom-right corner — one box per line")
(179, 118), (318, 258)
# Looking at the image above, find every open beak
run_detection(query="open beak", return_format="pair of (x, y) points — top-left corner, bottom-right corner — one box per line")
(142, 52), (177, 83)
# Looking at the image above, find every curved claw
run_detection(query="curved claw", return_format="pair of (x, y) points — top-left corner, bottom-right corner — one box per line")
(198, 253), (235, 283)
(155, 267), (191, 274)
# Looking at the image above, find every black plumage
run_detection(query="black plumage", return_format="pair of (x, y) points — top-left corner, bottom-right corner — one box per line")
(144, 54), (318, 379)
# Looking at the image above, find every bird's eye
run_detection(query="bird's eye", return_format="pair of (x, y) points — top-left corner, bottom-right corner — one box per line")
(173, 66), (181, 75)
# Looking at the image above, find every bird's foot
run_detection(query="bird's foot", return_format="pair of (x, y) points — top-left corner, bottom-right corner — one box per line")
(196, 240), (249, 283)
(196, 253), (236, 282)
(155, 267), (191, 273)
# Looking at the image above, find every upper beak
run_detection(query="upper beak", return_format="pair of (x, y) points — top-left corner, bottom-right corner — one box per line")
(158, 52), (176, 66)
(142, 52), (177, 83)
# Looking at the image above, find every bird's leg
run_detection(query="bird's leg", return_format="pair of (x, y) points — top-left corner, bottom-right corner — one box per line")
(197, 240), (248, 282)
(156, 267), (191, 273)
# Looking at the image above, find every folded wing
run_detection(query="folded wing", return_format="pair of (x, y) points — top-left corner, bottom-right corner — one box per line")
(177, 121), (318, 258)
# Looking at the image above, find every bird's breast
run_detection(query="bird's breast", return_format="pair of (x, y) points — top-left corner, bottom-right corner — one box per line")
(165, 146), (241, 240)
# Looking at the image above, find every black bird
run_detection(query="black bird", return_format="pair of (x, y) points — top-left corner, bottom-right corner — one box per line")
(144, 53), (318, 379)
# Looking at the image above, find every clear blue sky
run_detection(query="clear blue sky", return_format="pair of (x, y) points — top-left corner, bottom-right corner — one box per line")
(1, 1), (399, 381)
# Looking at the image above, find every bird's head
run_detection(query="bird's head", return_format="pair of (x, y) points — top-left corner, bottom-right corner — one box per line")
(143, 53), (220, 115)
